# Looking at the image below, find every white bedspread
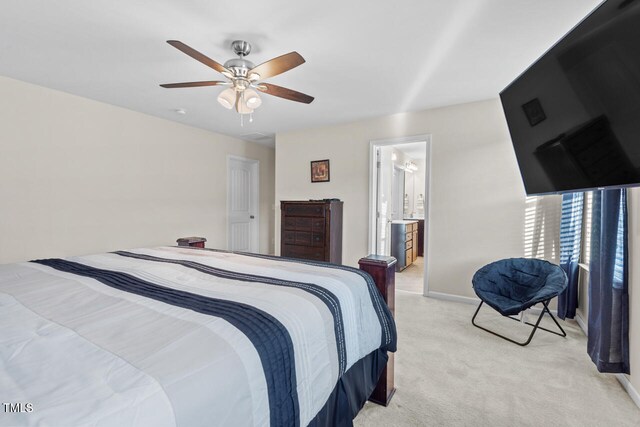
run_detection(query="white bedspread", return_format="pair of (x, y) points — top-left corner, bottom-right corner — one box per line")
(0, 247), (395, 427)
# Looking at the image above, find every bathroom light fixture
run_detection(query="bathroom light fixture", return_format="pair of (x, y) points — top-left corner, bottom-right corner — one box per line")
(405, 161), (418, 172)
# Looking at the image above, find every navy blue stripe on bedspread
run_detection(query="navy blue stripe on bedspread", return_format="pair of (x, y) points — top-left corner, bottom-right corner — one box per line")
(31, 258), (300, 427)
(114, 250), (348, 376)
(228, 250), (397, 352)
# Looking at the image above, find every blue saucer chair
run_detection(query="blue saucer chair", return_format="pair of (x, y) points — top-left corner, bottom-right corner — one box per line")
(471, 258), (568, 346)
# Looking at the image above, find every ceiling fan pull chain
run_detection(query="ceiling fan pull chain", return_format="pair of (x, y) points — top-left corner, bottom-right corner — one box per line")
(241, 90), (246, 126)
(245, 93), (253, 122)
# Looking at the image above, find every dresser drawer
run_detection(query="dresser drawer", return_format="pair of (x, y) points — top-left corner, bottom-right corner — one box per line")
(283, 231), (296, 244)
(295, 217), (312, 229)
(311, 232), (325, 247)
(283, 204), (325, 217)
(406, 249), (413, 265)
(405, 240), (412, 250)
(282, 244), (325, 261)
(285, 216), (315, 231)
(286, 230), (323, 246)
(312, 218), (325, 231)
(284, 217), (296, 230)
(295, 231), (312, 245)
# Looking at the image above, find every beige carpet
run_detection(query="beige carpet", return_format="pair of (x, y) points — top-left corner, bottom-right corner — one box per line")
(354, 290), (640, 426)
(395, 256), (425, 294)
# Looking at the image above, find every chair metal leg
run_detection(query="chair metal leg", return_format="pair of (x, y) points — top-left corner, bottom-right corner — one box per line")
(542, 301), (567, 337)
(471, 300), (566, 346)
(506, 301), (567, 337)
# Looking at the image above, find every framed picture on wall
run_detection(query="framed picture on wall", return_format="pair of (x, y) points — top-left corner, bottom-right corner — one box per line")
(311, 159), (330, 183)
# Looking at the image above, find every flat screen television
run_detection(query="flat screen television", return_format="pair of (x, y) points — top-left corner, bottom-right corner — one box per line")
(500, 0), (640, 195)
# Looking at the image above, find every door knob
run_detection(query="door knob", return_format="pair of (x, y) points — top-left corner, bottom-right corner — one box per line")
(250, 215), (255, 219)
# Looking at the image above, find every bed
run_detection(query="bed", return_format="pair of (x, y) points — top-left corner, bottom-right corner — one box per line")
(0, 246), (396, 426)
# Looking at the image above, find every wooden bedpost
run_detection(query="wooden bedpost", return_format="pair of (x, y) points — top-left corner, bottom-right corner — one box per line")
(358, 254), (397, 406)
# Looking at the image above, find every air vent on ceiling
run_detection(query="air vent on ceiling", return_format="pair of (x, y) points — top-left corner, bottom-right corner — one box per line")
(241, 132), (275, 144)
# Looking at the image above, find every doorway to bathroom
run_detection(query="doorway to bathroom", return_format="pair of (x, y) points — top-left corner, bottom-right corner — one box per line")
(368, 135), (431, 294)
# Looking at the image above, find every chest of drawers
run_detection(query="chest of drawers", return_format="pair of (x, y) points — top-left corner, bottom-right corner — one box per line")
(280, 200), (343, 263)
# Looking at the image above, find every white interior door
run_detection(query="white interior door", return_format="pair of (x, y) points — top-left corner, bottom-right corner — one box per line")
(376, 147), (394, 255)
(227, 156), (259, 252)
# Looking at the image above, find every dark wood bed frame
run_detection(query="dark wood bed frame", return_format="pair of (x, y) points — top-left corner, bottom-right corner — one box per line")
(358, 254), (397, 406)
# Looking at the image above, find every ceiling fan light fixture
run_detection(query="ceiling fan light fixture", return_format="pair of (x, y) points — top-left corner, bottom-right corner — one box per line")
(217, 88), (235, 109)
(234, 78), (250, 91)
(244, 89), (262, 109)
(161, 39), (314, 124)
(237, 100), (253, 115)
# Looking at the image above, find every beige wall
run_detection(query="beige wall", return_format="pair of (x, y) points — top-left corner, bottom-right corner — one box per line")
(276, 100), (640, 400)
(276, 97), (640, 398)
(0, 76), (275, 263)
(275, 98), (528, 298)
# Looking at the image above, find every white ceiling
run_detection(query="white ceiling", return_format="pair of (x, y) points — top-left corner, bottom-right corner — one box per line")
(0, 0), (603, 147)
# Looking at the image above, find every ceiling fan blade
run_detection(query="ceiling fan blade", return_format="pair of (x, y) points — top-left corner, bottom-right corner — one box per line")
(160, 81), (227, 88)
(258, 83), (314, 104)
(166, 40), (231, 75)
(248, 52), (305, 80)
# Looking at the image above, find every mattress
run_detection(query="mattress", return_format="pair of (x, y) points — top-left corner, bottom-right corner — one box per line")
(0, 247), (396, 426)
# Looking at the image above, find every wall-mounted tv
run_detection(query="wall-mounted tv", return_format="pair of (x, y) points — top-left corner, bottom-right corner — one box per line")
(500, 0), (640, 195)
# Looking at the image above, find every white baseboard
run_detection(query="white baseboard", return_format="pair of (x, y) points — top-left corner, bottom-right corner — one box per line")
(425, 291), (479, 305)
(425, 290), (558, 315)
(575, 312), (588, 335)
(616, 374), (640, 410)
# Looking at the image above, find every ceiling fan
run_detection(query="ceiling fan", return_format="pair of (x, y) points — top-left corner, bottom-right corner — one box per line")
(160, 40), (314, 123)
